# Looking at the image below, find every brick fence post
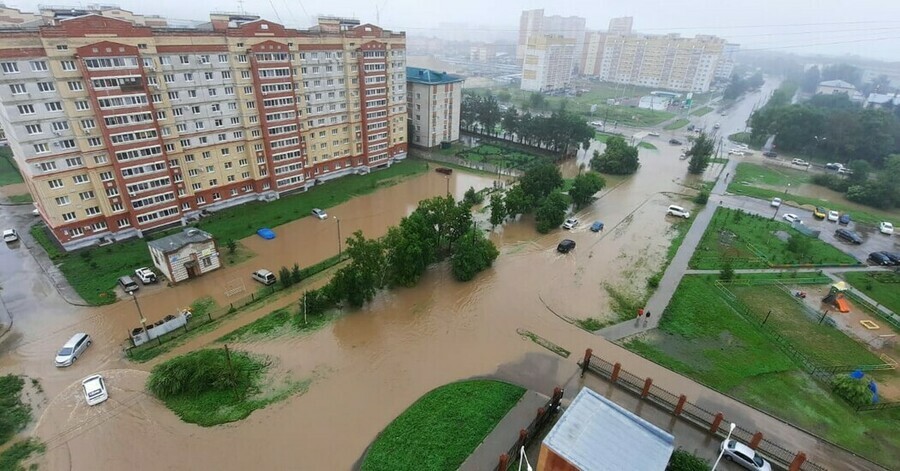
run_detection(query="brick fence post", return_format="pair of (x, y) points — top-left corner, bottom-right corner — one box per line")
(674, 394), (687, 416)
(749, 432), (763, 449)
(641, 377), (653, 398)
(518, 429), (527, 451)
(580, 348), (593, 377)
(789, 452), (806, 471)
(610, 362), (621, 383)
(498, 453), (509, 470)
(710, 412), (724, 434)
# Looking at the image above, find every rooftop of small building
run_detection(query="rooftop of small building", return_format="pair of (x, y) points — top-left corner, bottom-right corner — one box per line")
(406, 66), (464, 85)
(147, 227), (214, 253)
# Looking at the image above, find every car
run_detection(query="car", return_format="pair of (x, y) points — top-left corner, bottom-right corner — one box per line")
(782, 214), (801, 224)
(791, 158), (810, 167)
(770, 198), (782, 208)
(879, 222), (894, 235)
(134, 267), (158, 284)
(55, 333), (92, 367)
(827, 210), (839, 222)
(311, 208), (328, 220)
(81, 374), (109, 406)
(32, 207), (39, 216)
(3, 229), (18, 243)
(838, 167), (853, 175)
(838, 214), (851, 225)
(251, 269), (276, 285)
(590, 221), (605, 232)
(825, 163), (843, 170)
(728, 150), (746, 156)
(720, 439), (772, 471)
(562, 218), (579, 230)
(813, 207), (827, 220)
(686, 124), (695, 131)
(868, 252), (892, 266)
(881, 252), (900, 265)
(669, 138), (683, 145)
(835, 228), (863, 244)
(713, 123), (721, 129)
(762, 151), (777, 158)
(557, 239), (576, 253)
(647, 132), (660, 137)
(667, 205), (690, 219)
(118, 276), (139, 293)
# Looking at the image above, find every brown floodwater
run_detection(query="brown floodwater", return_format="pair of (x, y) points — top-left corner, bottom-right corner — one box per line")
(8, 141), (715, 470)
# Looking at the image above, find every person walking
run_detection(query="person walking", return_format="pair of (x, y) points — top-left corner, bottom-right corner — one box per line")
(637, 308), (644, 320)
(643, 311), (651, 327)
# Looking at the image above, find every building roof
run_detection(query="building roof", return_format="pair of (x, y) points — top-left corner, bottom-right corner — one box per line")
(543, 387), (675, 471)
(818, 79), (856, 90)
(866, 92), (896, 105)
(147, 228), (214, 253)
(406, 67), (464, 85)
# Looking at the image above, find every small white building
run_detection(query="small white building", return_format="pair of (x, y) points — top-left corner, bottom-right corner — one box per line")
(147, 228), (220, 284)
(638, 95), (671, 110)
(816, 80), (865, 103)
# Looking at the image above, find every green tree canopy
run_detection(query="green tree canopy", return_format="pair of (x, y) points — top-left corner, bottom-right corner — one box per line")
(534, 192), (569, 233)
(590, 137), (640, 175)
(519, 161), (564, 201)
(569, 172), (606, 208)
(687, 133), (715, 175)
(450, 229), (500, 281)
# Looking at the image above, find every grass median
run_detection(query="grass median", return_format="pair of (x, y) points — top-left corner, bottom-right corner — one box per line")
(663, 118), (690, 130)
(841, 271), (900, 315)
(690, 106), (713, 117)
(0, 147), (23, 186)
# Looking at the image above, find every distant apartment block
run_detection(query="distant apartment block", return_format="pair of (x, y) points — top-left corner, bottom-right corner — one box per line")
(714, 43), (740, 79)
(517, 9), (585, 71)
(607, 16), (633, 35)
(0, 11), (407, 250)
(521, 35), (575, 93)
(406, 67), (463, 148)
(0, 4), (167, 27)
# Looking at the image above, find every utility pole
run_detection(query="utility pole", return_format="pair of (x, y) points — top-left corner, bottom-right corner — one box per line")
(131, 292), (149, 340)
(303, 292), (308, 325)
(223, 344), (239, 399)
(334, 216), (342, 257)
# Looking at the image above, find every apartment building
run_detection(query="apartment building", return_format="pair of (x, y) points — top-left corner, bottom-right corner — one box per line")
(714, 43), (740, 79)
(607, 16), (633, 35)
(521, 35), (575, 93)
(517, 9), (585, 72)
(0, 4), (167, 27)
(0, 12), (407, 250)
(406, 67), (463, 148)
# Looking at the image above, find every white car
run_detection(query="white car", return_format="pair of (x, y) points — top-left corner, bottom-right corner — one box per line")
(82, 374), (109, 406)
(827, 210), (839, 222)
(562, 218), (579, 230)
(770, 198), (782, 208)
(720, 439), (772, 471)
(728, 150), (746, 156)
(667, 205), (690, 219)
(791, 158), (810, 167)
(2, 229), (18, 243)
(782, 214), (801, 224)
(311, 208), (328, 220)
(880, 222), (894, 235)
(134, 267), (158, 284)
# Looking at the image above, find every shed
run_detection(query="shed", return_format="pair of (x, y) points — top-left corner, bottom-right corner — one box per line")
(147, 228), (221, 284)
(537, 387), (675, 471)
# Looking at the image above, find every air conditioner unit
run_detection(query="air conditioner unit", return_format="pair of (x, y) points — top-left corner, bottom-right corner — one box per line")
(84, 128), (92, 134)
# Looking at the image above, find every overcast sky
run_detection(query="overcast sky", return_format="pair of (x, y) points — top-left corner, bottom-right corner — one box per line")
(10, 0), (900, 61)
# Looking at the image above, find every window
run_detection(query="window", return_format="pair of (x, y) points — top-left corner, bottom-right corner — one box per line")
(221, 148), (230, 156)
(61, 60), (77, 71)
(48, 178), (63, 189)
(218, 54), (228, 63)
(168, 91), (180, 100)
(62, 211), (77, 222)
(34, 144), (50, 154)
(179, 55), (189, 64)
(173, 108), (184, 117)
(208, 88), (217, 96)
(93, 155), (108, 164)
(55, 196), (70, 206)
(8, 83), (26, 94)
(17, 104), (34, 115)
(222, 70), (232, 79)
(206, 165), (215, 173)
(187, 90), (197, 98)
(30, 61), (48, 72)
(79, 190), (95, 201)
(73, 174), (90, 184)
(191, 106), (201, 114)
(192, 183), (202, 191)
(1, 62), (19, 74)
(26, 124), (42, 135)
(183, 73), (193, 82)
(85, 206), (101, 216)
(81, 119), (96, 130)
(37, 82), (55, 92)
(99, 171), (114, 181)
(52, 121), (69, 132)
(211, 103), (220, 112)
(200, 55), (210, 64)
(117, 217), (130, 227)
(91, 222), (107, 231)
(204, 72), (214, 80)
(75, 100), (90, 111)
(241, 71), (251, 79)
(106, 186), (119, 197)
(160, 56), (171, 65)
(65, 157), (83, 167)
(88, 137), (103, 147)
(225, 86), (234, 95)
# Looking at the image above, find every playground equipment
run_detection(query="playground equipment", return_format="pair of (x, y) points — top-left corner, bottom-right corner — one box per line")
(822, 281), (851, 313)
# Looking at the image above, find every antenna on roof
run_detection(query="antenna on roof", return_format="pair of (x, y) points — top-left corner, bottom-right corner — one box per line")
(237, 0), (245, 14)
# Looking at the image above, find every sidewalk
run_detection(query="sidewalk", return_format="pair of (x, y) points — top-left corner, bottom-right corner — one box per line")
(458, 390), (549, 471)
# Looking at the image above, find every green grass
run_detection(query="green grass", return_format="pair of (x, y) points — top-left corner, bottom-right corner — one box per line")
(6, 194), (32, 203)
(453, 144), (543, 171)
(216, 304), (336, 343)
(0, 439), (45, 470)
(663, 118), (690, 130)
(361, 380), (525, 471)
(728, 132), (753, 146)
(731, 162), (809, 188)
(842, 271), (900, 315)
(638, 141), (657, 150)
(0, 147), (24, 186)
(690, 106), (713, 117)
(30, 161), (426, 305)
(689, 207), (858, 269)
(0, 375), (31, 446)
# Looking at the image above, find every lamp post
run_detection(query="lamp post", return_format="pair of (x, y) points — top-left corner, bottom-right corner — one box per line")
(334, 216), (342, 257)
(131, 292), (149, 339)
(517, 445), (534, 471)
(445, 175), (451, 197)
(712, 422), (737, 470)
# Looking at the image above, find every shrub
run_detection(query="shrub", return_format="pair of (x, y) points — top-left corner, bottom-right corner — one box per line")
(666, 449), (710, 471)
(278, 266), (293, 288)
(719, 262), (735, 281)
(146, 348), (257, 400)
(463, 186), (484, 207)
(695, 189), (710, 205)
(810, 173), (849, 193)
(831, 374), (874, 408)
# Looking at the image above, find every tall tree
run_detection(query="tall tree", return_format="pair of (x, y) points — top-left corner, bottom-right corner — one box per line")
(450, 229), (500, 281)
(488, 192), (507, 226)
(519, 161), (564, 201)
(801, 65), (821, 93)
(534, 192), (569, 233)
(590, 137), (640, 174)
(822, 64), (862, 87)
(686, 133), (715, 175)
(568, 172), (606, 208)
(330, 231), (386, 307)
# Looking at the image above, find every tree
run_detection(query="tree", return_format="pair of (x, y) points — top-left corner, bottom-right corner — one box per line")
(801, 65), (821, 93)
(590, 137), (640, 174)
(488, 192), (506, 226)
(290, 263), (302, 284)
(329, 231), (386, 307)
(822, 63), (862, 87)
(503, 185), (530, 217)
(568, 172), (606, 208)
(496, 90), (512, 103)
(723, 73), (747, 100)
(463, 186), (484, 207)
(450, 229), (499, 281)
(226, 239), (237, 255)
(746, 72), (764, 90)
(519, 161), (563, 201)
(667, 449), (710, 471)
(534, 192), (569, 233)
(527, 92), (546, 111)
(686, 133), (715, 175)
(382, 221), (432, 287)
(278, 266), (293, 288)
(831, 375), (874, 408)
(786, 233), (812, 258)
(846, 159), (871, 186)
(719, 262), (735, 281)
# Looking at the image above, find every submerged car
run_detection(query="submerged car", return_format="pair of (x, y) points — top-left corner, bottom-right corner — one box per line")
(879, 222), (894, 235)
(82, 374), (109, 406)
(562, 218), (579, 230)
(590, 221), (605, 232)
(311, 208), (328, 220)
(557, 239), (576, 253)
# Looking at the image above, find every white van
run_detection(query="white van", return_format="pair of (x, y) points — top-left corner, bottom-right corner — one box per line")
(667, 205), (691, 219)
(55, 333), (92, 367)
(251, 269), (276, 285)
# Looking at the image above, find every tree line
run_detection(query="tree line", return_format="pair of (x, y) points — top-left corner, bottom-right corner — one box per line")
(724, 72), (764, 100)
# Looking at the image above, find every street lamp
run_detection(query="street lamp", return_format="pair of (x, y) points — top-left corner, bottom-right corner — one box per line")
(712, 422), (737, 470)
(333, 216), (342, 257)
(131, 292), (149, 339)
(445, 175), (451, 197)
(517, 445), (533, 471)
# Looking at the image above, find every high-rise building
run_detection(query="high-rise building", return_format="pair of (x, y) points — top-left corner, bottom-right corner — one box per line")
(406, 67), (463, 148)
(581, 32), (607, 77)
(517, 9), (585, 72)
(0, 12), (407, 250)
(517, 9), (545, 61)
(715, 43), (740, 79)
(607, 16), (633, 35)
(521, 35), (575, 93)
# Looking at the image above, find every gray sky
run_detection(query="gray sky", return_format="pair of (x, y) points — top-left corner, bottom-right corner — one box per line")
(10, 0), (900, 61)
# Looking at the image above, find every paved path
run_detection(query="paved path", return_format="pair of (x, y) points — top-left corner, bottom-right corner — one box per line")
(458, 390), (549, 471)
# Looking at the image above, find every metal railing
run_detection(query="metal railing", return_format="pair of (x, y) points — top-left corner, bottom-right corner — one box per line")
(496, 387), (564, 471)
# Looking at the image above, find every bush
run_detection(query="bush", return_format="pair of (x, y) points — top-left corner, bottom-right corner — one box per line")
(278, 266), (293, 288)
(667, 449), (710, 471)
(695, 189), (710, 205)
(0, 375), (31, 446)
(147, 349), (257, 400)
(831, 374), (874, 408)
(0, 439), (45, 471)
(451, 230), (500, 281)
(719, 262), (735, 281)
(810, 173), (849, 193)
(463, 186), (484, 207)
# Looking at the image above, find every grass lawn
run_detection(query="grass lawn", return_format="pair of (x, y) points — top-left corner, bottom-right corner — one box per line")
(689, 207), (858, 269)
(7, 193), (32, 203)
(842, 271), (900, 315)
(0, 439), (45, 470)
(31, 161), (426, 305)
(454, 144), (543, 170)
(361, 380), (525, 471)
(690, 106), (713, 117)
(638, 141), (657, 150)
(728, 132), (754, 146)
(730, 162), (809, 188)
(0, 147), (24, 186)
(0, 375), (31, 446)
(217, 303), (336, 343)
(663, 118), (690, 130)
(625, 276), (900, 465)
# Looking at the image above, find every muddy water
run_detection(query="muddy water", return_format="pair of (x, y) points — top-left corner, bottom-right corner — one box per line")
(12, 139), (710, 469)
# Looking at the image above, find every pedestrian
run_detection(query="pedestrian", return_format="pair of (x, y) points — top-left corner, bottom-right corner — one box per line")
(637, 308), (644, 319)
(643, 311), (651, 327)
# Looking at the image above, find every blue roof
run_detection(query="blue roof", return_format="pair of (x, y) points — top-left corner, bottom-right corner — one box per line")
(543, 387), (675, 471)
(406, 67), (464, 85)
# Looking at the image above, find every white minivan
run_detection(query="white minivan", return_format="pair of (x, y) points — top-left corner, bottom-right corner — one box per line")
(55, 333), (92, 367)
(667, 205), (691, 219)
(251, 269), (276, 285)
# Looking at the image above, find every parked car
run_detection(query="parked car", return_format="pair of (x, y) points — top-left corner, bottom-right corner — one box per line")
(868, 252), (892, 266)
(311, 208), (328, 220)
(879, 222), (894, 235)
(669, 138), (683, 145)
(762, 151), (777, 158)
(770, 197), (782, 208)
(838, 214), (851, 225)
(791, 158), (810, 167)
(134, 267), (157, 284)
(782, 214), (801, 224)
(590, 221), (605, 232)
(881, 252), (900, 265)
(713, 123), (721, 129)
(2, 229), (18, 243)
(251, 269), (276, 285)
(557, 239), (576, 253)
(838, 167), (853, 175)
(647, 132), (660, 137)
(720, 439), (772, 471)
(827, 210), (839, 222)
(728, 150), (746, 156)
(55, 333), (92, 367)
(813, 207), (827, 220)
(667, 205), (690, 219)
(835, 228), (863, 244)
(562, 218), (579, 230)
(118, 276), (139, 293)
(825, 162), (843, 170)
(81, 374), (109, 406)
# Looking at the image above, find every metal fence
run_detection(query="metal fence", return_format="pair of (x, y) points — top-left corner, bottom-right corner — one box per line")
(579, 351), (828, 471)
(842, 288), (900, 331)
(496, 387), (564, 471)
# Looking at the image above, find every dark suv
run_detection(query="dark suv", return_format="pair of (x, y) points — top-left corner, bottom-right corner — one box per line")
(868, 252), (892, 266)
(557, 239), (576, 253)
(835, 228), (862, 244)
